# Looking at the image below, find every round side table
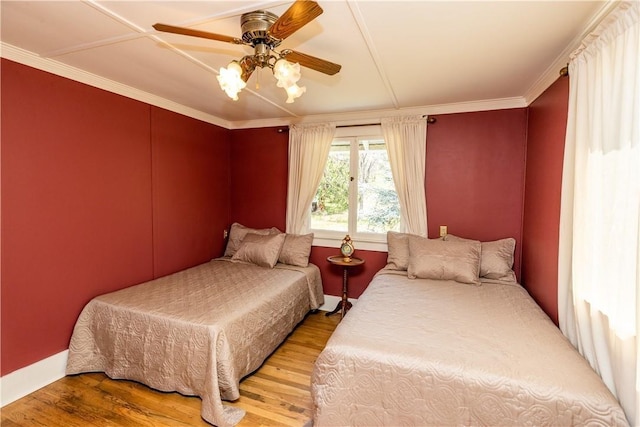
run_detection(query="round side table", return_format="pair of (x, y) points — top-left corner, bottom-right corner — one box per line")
(326, 255), (365, 319)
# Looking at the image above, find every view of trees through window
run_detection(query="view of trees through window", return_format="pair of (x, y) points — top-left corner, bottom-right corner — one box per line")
(311, 137), (400, 235)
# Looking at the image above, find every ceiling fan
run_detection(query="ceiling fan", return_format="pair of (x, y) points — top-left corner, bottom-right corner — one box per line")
(153, 0), (341, 103)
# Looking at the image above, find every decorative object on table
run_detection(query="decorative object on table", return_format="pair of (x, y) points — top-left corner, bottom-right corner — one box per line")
(340, 234), (355, 262)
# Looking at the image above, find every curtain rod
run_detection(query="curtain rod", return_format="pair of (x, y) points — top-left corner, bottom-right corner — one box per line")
(277, 115), (437, 132)
(336, 116), (436, 128)
(560, 65), (569, 77)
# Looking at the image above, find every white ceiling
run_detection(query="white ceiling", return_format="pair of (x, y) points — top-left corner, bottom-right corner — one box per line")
(1, 0), (611, 129)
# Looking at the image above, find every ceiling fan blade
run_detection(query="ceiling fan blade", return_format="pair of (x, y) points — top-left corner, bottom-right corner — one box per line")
(282, 50), (341, 75)
(268, 0), (323, 41)
(153, 23), (243, 45)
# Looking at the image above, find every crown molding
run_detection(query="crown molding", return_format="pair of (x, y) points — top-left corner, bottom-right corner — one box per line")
(523, 0), (620, 105)
(1, 42), (232, 129)
(226, 97), (528, 129)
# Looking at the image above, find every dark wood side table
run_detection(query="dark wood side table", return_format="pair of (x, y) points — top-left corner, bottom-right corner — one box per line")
(326, 255), (365, 319)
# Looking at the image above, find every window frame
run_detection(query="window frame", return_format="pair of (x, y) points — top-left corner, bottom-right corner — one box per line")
(310, 125), (398, 252)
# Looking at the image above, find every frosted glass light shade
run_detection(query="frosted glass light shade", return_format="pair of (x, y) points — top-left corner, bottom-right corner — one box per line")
(273, 59), (301, 87)
(273, 58), (305, 103)
(284, 83), (306, 103)
(217, 61), (246, 100)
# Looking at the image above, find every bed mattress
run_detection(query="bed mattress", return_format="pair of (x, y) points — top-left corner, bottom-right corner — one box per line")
(66, 258), (323, 427)
(311, 270), (628, 426)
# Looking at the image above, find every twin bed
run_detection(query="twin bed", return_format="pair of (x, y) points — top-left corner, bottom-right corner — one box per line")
(67, 225), (629, 426)
(66, 223), (322, 427)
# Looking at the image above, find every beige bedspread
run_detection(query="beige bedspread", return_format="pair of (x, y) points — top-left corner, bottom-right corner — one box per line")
(66, 258), (323, 427)
(312, 270), (629, 426)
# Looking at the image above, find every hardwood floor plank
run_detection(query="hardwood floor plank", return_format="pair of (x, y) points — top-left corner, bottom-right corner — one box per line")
(266, 354), (316, 376)
(252, 365), (312, 390)
(96, 377), (206, 423)
(0, 419), (23, 427)
(1, 311), (338, 426)
(230, 392), (308, 427)
(38, 377), (177, 427)
(240, 376), (311, 409)
(2, 392), (95, 427)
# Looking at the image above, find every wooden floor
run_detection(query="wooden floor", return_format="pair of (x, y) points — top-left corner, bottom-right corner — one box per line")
(1, 311), (340, 427)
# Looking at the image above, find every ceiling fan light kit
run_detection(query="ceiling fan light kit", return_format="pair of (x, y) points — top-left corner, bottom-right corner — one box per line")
(153, 0), (341, 104)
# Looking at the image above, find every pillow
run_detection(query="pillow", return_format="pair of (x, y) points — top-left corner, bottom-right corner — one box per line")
(481, 238), (517, 282)
(386, 231), (410, 270)
(231, 232), (286, 268)
(224, 222), (281, 257)
(408, 235), (481, 285)
(278, 233), (314, 267)
(445, 234), (517, 282)
(386, 231), (445, 271)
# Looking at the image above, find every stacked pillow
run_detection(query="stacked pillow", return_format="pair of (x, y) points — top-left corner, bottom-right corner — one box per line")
(386, 231), (411, 270)
(224, 222), (314, 268)
(279, 232), (315, 267)
(224, 222), (280, 258)
(231, 232), (286, 268)
(385, 231), (517, 285)
(444, 234), (517, 283)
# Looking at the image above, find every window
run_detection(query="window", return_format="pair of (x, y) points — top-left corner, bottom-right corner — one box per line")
(310, 127), (400, 244)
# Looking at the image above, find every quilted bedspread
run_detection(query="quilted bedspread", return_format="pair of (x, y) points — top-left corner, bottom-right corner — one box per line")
(66, 258), (323, 427)
(311, 270), (629, 426)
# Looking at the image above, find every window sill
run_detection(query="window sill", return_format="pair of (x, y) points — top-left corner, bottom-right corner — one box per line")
(312, 236), (388, 252)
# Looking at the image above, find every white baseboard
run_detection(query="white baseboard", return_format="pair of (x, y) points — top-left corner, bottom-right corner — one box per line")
(1, 350), (69, 407)
(0, 294), (354, 407)
(317, 294), (358, 312)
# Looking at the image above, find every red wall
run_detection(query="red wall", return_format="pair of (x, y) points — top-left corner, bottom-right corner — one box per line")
(232, 110), (528, 298)
(151, 108), (230, 277)
(1, 59), (231, 375)
(522, 76), (569, 325)
(228, 127), (289, 231)
(426, 109), (528, 280)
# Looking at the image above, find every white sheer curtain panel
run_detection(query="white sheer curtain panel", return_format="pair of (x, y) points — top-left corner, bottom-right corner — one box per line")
(285, 123), (336, 234)
(558, 2), (640, 424)
(381, 115), (428, 236)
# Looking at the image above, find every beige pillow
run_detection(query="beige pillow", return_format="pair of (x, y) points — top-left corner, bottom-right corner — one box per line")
(386, 231), (445, 271)
(278, 233), (314, 267)
(408, 235), (481, 285)
(231, 232), (286, 268)
(386, 231), (410, 270)
(224, 222), (281, 257)
(482, 238), (517, 282)
(445, 234), (517, 282)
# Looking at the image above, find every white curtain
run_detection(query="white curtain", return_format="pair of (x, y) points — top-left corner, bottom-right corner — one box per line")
(558, 2), (640, 424)
(381, 115), (428, 236)
(285, 123), (336, 234)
